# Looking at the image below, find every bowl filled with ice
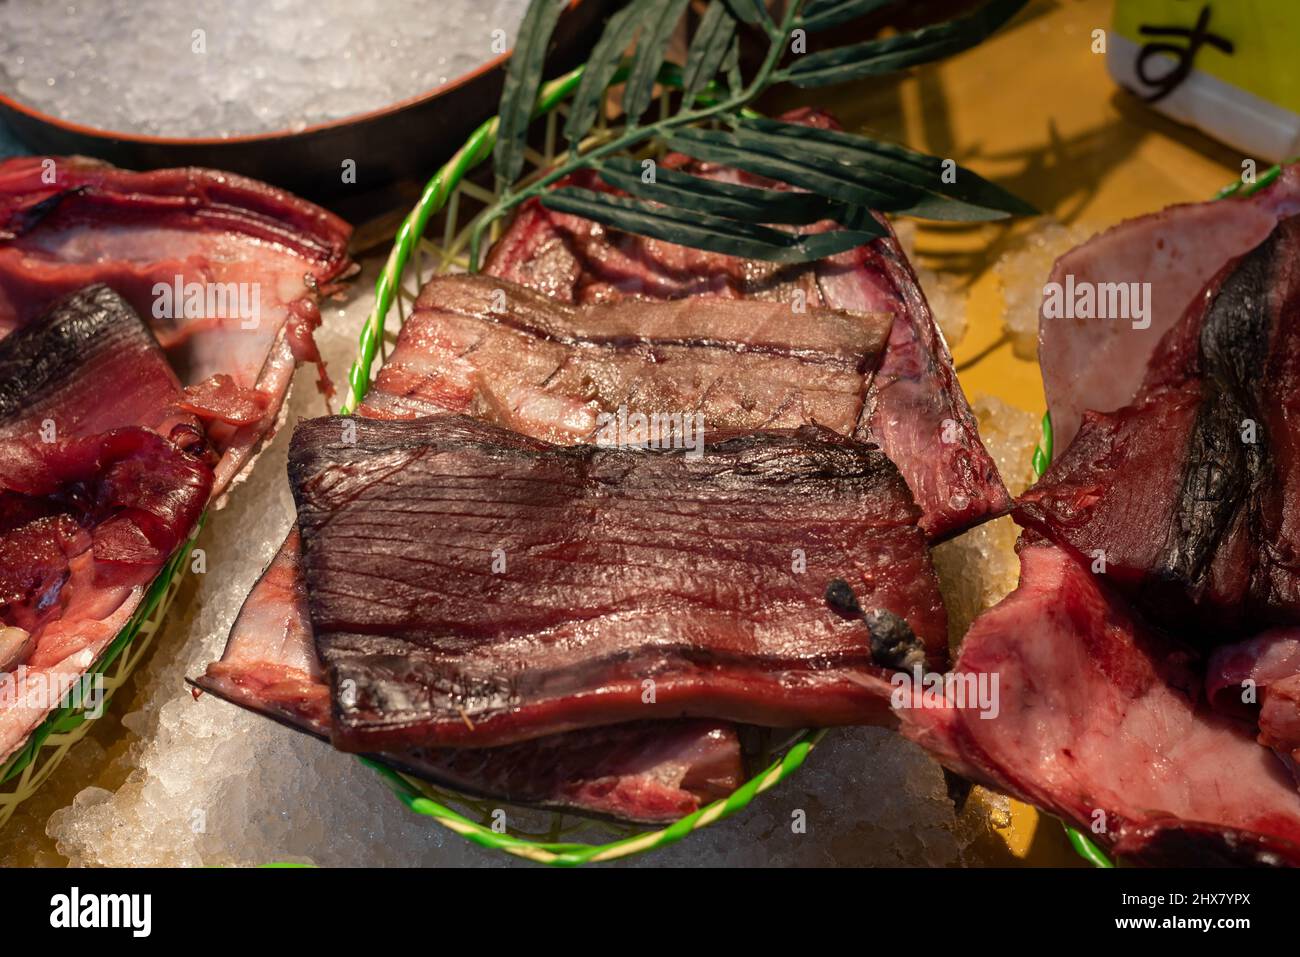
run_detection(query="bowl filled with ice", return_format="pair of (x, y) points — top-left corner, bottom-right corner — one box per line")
(0, 0), (615, 200)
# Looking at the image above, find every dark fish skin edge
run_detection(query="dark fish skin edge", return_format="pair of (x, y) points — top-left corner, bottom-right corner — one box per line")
(1120, 821), (1300, 868)
(0, 284), (161, 422)
(1036, 164), (1300, 455)
(1154, 231), (1273, 601)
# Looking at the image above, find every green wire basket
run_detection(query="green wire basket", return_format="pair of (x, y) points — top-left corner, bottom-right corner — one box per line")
(336, 63), (832, 865)
(0, 518), (204, 829)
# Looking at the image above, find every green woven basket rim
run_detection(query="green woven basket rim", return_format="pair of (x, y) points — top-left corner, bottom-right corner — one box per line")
(338, 62), (830, 865)
(0, 516), (204, 802)
(364, 731), (826, 866)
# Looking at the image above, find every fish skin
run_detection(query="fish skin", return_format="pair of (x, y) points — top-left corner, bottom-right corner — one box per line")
(196, 528), (332, 738)
(482, 109), (1008, 543)
(1019, 217), (1300, 639)
(288, 415), (939, 752)
(0, 157), (355, 498)
(0, 283), (194, 442)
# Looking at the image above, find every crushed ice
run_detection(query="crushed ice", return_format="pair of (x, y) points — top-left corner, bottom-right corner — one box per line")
(994, 220), (1093, 359)
(0, 0), (529, 137)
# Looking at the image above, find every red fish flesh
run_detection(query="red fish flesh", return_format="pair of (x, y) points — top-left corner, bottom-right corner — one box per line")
(0, 157), (354, 496)
(1019, 215), (1300, 638)
(0, 286), (212, 761)
(201, 271), (838, 818)
(389, 720), (743, 823)
(360, 273), (890, 439)
(288, 414), (946, 752)
(895, 542), (1300, 866)
(196, 528), (744, 823)
(1039, 164), (1300, 453)
(482, 109), (1007, 542)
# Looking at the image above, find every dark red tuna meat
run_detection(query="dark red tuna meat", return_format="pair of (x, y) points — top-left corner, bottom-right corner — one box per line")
(359, 273), (890, 440)
(0, 157), (354, 496)
(196, 533), (744, 823)
(288, 414), (946, 752)
(0, 286), (212, 760)
(482, 111), (1007, 542)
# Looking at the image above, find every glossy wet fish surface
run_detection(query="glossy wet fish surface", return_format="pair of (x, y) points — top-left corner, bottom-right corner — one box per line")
(288, 414), (944, 753)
